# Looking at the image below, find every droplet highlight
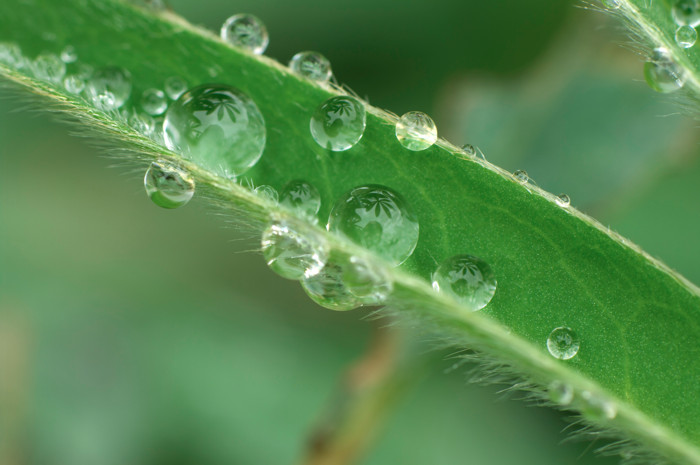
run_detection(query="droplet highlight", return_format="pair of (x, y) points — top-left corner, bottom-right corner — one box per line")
(221, 14), (269, 55)
(546, 326), (580, 360)
(289, 51), (332, 83)
(163, 84), (266, 178)
(396, 111), (438, 151)
(280, 180), (322, 219)
(310, 96), (366, 151)
(644, 48), (686, 93)
(328, 185), (419, 266)
(676, 25), (698, 48)
(60, 45), (77, 64)
(144, 161), (195, 209)
(261, 220), (329, 280)
(431, 255), (497, 311)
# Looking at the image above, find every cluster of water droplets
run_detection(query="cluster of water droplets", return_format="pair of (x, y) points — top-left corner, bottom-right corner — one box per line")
(548, 381), (617, 421)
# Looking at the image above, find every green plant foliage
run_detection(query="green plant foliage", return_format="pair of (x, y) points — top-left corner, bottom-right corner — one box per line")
(1, 0), (700, 463)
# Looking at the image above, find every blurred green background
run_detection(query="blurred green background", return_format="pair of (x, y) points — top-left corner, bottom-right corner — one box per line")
(2, 0), (699, 464)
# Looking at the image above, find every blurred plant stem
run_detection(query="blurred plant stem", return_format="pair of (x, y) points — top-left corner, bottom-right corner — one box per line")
(299, 321), (421, 465)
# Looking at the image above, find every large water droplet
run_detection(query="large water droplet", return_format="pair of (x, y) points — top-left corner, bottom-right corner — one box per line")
(220, 14), (269, 55)
(141, 88), (168, 115)
(676, 25), (698, 48)
(144, 161), (195, 209)
(163, 84), (266, 178)
(33, 53), (65, 83)
(673, 0), (700, 26)
(87, 67), (132, 110)
(280, 180), (322, 219)
(301, 262), (362, 311)
(431, 255), (497, 311)
(396, 111), (438, 151)
(644, 48), (686, 93)
(546, 326), (580, 360)
(548, 380), (574, 406)
(328, 185), (419, 266)
(289, 51), (332, 83)
(164, 76), (187, 100)
(310, 96), (366, 151)
(0, 42), (24, 67)
(261, 220), (329, 280)
(343, 255), (393, 304)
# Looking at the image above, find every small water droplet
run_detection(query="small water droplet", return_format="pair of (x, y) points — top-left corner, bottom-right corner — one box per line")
(164, 76), (187, 100)
(310, 96), (366, 151)
(63, 75), (85, 94)
(676, 25), (698, 48)
(644, 48), (686, 93)
(548, 380), (574, 406)
(0, 42), (24, 67)
(672, 0), (700, 26)
(462, 144), (477, 156)
(396, 111), (438, 151)
(141, 88), (168, 115)
(328, 185), (419, 266)
(163, 84), (266, 178)
(144, 161), (195, 209)
(60, 45), (77, 63)
(431, 255), (497, 311)
(87, 67), (132, 110)
(546, 326), (580, 360)
(280, 180), (321, 219)
(601, 0), (621, 9)
(301, 262), (362, 311)
(581, 391), (617, 420)
(33, 53), (65, 83)
(254, 185), (279, 203)
(343, 255), (393, 304)
(556, 193), (571, 208)
(289, 51), (332, 83)
(221, 14), (269, 55)
(129, 113), (156, 135)
(261, 220), (329, 280)
(513, 170), (529, 184)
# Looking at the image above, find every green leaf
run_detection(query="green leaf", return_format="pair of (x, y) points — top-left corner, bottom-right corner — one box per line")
(1, 0), (700, 463)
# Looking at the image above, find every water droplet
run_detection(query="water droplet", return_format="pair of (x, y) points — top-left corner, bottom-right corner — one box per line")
(220, 14), (269, 55)
(343, 255), (393, 304)
(462, 144), (477, 156)
(163, 84), (266, 178)
(546, 326), (580, 360)
(513, 170), (529, 184)
(676, 25), (698, 48)
(280, 180), (321, 219)
(328, 185), (419, 266)
(301, 262), (362, 311)
(129, 113), (156, 135)
(254, 185), (279, 203)
(672, 0), (700, 27)
(261, 220), (329, 280)
(644, 48), (686, 93)
(144, 161), (195, 209)
(601, 0), (621, 8)
(60, 45), (77, 63)
(33, 53), (65, 83)
(141, 88), (168, 115)
(289, 51), (332, 83)
(556, 193), (571, 208)
(548, 380), (574, 406)
(63, 75), (85, 94)
(310, 96), (366, 151)
(87, 67), (132, 110)
(431, 255), (497, 311)
(164, 76), (187, 100)
(0, 42), (24, 67)
(581, 391), (617, 420)
(396, 111), (438, 151)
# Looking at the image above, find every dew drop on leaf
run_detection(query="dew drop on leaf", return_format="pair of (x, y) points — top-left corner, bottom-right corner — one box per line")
(548, 380), (574, 406)
(60, 45), (77, 63)
(676, 25), (698, 48)
(431, 254), (497, 311)
(280, 180), (321, 220)
(164, 76), (187, 100)
(556, 193), (571, 208)
(301, 262), (362, 311)
(33, 53), (65, 83)
(163, 84), (266, 179)
(396, 111), (438, 151)
(546, 326), (580, 360)
(63, 75), (85, 94)
(581, 391), (617, 420)
(144, 160), (195, 209)
(327, 185), (419, 266)
(87, 66), (132, 110)
(343, 255), (393, 304)
(141, 88), (168, 115)
(289, 51), (332, 83)
(644, 48), (686, 93)
(513, 170), (529, 184)
(310, 96), (366, 151)
(220, 13), (269, 55)
(672, 0), (700, 27)
(261, 220), (329, 280)
(129, 113), (156, 135)
(254, 184), (279, 203)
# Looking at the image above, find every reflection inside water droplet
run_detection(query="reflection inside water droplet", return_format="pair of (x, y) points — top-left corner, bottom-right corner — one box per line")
(431, 254), (497, 311)
(310, 96), (366, 151)
(546, 326), (580, 360)
(144, 160), (195, 209)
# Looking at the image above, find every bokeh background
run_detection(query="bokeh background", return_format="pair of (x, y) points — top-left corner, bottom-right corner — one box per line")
(2, 0), (699, 464)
